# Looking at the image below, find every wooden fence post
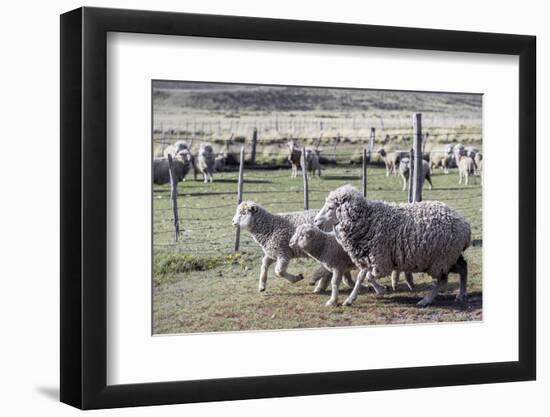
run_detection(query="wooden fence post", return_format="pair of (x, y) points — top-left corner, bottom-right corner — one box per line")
(250, 127), (258, 165)
(362, 148), (368, 198)
(368, 127), (375, 160)
(234, 146), (245, 252)
(412, 113), (423, 202)
(166, 154), (180, 241)
(408, 148), (414, 204)
(301, 146), (309, 210)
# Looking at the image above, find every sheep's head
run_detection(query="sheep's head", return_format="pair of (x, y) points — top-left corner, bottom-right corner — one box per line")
(232, 201), (260, 229)
(200, 144), (214, 155)
(315, 185), (362, 229)
(173, 140), (188, 152)
(289, 224), (317, 250)
(377, 148), (387, 157)
(177, 149), (193, 163)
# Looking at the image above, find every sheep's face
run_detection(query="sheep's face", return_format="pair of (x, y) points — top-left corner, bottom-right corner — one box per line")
(377, 148), (386, 157)
(232, 201), (258, 229)
(289, 225), (316, 250)
(314, 200), (338, 229)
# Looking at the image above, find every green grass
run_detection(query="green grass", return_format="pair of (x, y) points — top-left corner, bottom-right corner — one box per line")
(153, 165), (482, 335)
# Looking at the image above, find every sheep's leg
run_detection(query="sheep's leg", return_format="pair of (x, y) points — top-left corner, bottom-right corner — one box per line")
(343, 269), (368, 306)
(401, 176), (407, 191)
(274, 258), (304, 284)
(313, 274), (330, 293)
(450, 255), (468, 302)
(391, 271), (400, 291)
(417, 274), (448, 306)
(326, 270), (343, 306)
(426, 175), (433, 190)
(404, 272), (415, 291)
(342, 271), (369, 292)
(259, 256), (275, 292)
(366, 271), (387, 295)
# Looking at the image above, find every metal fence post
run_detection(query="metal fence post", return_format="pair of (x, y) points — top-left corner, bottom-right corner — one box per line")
(301, 146), (309, 210)
(234, 146), (245, 251)
(166, 154), (180, 241)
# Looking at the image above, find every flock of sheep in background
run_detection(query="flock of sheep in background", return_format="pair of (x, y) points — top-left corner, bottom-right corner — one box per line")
(154, 140), (229, 184)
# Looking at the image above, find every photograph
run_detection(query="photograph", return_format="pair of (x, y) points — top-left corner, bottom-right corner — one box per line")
(152, 81), (483, 335)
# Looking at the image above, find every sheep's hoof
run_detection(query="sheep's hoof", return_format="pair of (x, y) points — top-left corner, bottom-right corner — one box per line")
(455, 294), (466, 303)
(294, 274), (304, 283)
(343, 297), (355, 306)
(325, 299), (338, 307)
(259, 285), (266, 292)
(417, 298), (431, 307)
(313, 287), (323, 294)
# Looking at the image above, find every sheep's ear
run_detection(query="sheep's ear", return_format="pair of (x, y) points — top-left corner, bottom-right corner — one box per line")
(305, 229), (314, 238)
(249, 204), (258, 213)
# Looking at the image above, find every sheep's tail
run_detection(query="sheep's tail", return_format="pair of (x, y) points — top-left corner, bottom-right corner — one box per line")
(308, 266), (331, 285)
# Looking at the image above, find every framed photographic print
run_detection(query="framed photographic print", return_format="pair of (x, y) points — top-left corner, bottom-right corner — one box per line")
(60, 6), (536, 410)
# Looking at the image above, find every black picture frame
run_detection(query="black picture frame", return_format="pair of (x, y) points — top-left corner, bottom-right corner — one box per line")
(60, 6), (536, 410)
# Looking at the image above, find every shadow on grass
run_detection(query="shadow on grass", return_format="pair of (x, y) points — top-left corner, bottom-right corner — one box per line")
(384, 291), (483, 310)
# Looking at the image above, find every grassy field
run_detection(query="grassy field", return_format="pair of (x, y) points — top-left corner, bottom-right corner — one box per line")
(153, 165), (483, 335)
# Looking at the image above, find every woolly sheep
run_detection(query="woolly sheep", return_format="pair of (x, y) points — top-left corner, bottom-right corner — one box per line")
(452, 143), (466, 168)
(304, 147), (322, 177)
(475, 152), (483, 185)
(232, 202), (332, 292)
(429, 146), (453, 174)
(287, 140), (302, 178)
(152, 157), (189, 185)
(289, 224), (369, 306)
(314, 185), (471, 307)
(163, 141), (198, 180)
(214, 151), (228, 172)
(458, 155), (476, 185)
(398, 157), (433, 191)
(197, 143), (215, 183)
(163, 140), (188, 158)
(377, 148), (409, 176)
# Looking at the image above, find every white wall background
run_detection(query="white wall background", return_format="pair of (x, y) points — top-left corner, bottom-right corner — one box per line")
(0, 0), (545, 415)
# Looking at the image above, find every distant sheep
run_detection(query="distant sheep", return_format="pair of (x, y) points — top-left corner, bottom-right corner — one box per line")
(377, 148), (409, 176)
(232, 202), (332, 292)
(152, 157), (189, 185)
(430, 145), (454, 174)
(314, 185), (471, 307)
(304, 147), (322, 177)
(458, 155), (476, 185)
(475, 152), (483, 185)
(197, 143), (215, 183)
(163, 141), (197, 180)
(214, 151), (228, 172)
(287, 140), (302, 178)
(398, 157), (433, 191)
(452, 143), (466, 168)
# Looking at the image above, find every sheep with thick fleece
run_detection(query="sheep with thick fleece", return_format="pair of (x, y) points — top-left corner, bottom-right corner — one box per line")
(152, 157), (189, 185)
(289, 224), (363, 306)
(197, 143), (215, 183)
(458, 155), (476, 185)
(314, 185), (470, 306)
(287, 140), (302, 178)
(377, 148), (409, 176)
(232, 202), (334, 292)
(305, 147), (322, 177)
(398, 157), (433, 191)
